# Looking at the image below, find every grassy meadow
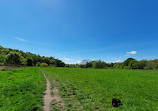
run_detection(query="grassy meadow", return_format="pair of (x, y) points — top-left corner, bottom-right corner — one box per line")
(0, 67), (46, 111)
(0, 67), (158, 111)
(42, 67), (158, 111)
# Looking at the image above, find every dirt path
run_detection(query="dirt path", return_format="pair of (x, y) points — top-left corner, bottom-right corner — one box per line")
(41, 69), (65, 111)
(41, 70), (53, 111)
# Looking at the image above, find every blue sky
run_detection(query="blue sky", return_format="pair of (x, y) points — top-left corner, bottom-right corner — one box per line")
(0, 0), (158, 64)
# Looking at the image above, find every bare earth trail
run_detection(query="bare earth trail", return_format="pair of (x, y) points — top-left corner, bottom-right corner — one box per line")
(40, 69), (65, 111)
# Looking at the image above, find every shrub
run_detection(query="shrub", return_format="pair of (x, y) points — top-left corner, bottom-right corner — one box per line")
(41, 62), (48, 66)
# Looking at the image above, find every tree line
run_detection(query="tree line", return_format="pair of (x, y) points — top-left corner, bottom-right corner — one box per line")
(1, 45), (158, 70)
(0, 45), (65, 67)
(65, 58), (158, 70)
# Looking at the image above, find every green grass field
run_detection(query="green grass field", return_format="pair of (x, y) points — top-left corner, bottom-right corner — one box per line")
(1, 67), (158, 111)
(42, 67), (158, 111)
(0, 67), (46, 111)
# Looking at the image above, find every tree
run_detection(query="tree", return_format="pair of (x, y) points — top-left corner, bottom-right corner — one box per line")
(85, 62), (93, 68)
(55, 59), (65, 67)
(129, 60), (137, 69)
(113, 63), (123, 69)
(123, 58), (136, 66)
(21, 57), (27, 66)
(0, 45), (65, 67)
(27, 58), (33, 66)
(92, 60), (106, 69)
(108, 63), (114, 68)
(146, 59), (158, 70)
(5, 52), (22, 66)
(0, 54), (6, 63)
(153, 63), (158, 70)
(42, 57), (50, 65)
(133, 60), (147, 69)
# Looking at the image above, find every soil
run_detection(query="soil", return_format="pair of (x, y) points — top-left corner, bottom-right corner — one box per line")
(41, 70), (65, 111)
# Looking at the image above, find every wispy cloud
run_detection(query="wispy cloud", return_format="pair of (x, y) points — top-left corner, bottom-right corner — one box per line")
(13, 36), (60, 47)
(14, 37), (28, 42)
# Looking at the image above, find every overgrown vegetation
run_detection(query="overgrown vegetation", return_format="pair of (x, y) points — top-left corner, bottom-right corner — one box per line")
(0, 45), (65, 67)
(42, 67), (158, 111)
(0, 67), (46, 110)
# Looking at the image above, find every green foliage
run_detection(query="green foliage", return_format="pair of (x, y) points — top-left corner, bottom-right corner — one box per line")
(41, 62), (48, 66)
(1, 45), (158, 70)
(5, 52), (22, 66)
(144, 59), (158, 70)
(0, 67), (46, 110)
(123, 58), (136, 66)
(92, 60), (107, 69)
(0, 54), (6, 63)
(36, 62), (41, 66)
(55, 60), (65, 67)
(76, 58), (158, 70)
(85, 62), (92, 68)
(0, 45), (65, 67)
(27, 58), (33, 66)
(153, 63), (158, 70)
(133, 60), (147, 69)
(0, 62), (4, 66)
(128, 60), (137, 69)
(108, 63), (114, 67)
(113, 63), (124, 69)
(43, 67), (158, 111)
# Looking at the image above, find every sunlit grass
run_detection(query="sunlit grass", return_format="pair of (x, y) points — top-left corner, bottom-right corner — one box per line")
(43, 67), (158, 111)
(0, 67), (46, 111)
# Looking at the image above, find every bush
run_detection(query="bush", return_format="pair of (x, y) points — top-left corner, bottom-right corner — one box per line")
(41, 62), (48, 66)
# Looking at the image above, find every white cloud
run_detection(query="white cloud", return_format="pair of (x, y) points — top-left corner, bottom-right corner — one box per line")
(126, 51), (137, 56)
(114, 59), (122, 63)
(14, 37), (28, 42)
